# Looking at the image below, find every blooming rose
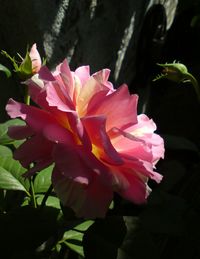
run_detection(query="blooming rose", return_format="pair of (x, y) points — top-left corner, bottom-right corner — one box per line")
(6, 60), (164, 218)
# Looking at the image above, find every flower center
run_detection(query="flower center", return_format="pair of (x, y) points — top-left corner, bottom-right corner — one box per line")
(92, 144), (101, 160)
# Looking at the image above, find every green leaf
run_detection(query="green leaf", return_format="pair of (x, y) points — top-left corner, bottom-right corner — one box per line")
(62, 230), (84, 257)
(0, 64), (11, 77)
(21, 196), (31, 207)
(0, 166), (28, 193)
(0, 156), (30, 194)
(0, 119), (25, 145)
(34, 165), (53, 193)
(74, 220), (94, 232)
(0, 145), (12, 157)
(36, 195), (61, 210)
(59, 220), (94, 257)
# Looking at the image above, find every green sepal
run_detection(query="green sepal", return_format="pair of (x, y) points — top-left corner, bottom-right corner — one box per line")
(2, 48), (33, 80)
(0, 64), (11, 78)
(153, 61), (200, 101)
(16, 51), (33, 80)
(1, 50), (19, 71)
(153, 61), (188, 83)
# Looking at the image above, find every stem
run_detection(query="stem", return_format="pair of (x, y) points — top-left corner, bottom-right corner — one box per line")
(40, 184), (53, 210)
(23, 83), (37, 208)
(24, 85), (30, 105)
(30, 177), (37, 208)
(186, 73), (200, 102)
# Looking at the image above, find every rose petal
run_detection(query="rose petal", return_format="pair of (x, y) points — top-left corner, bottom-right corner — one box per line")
(118, 170), (151, 204)
(6, 99), (59, 133)
(87, 84), (138, 131)
(52, 144), (92, 185)
(14, 134), (53, 169)
(43, 124), (75, 145)
(8, 125), (33, 140)
(82, 115), (123, 165)
(120, 154), (163, 183)
(39, 66), (55, 81)
(25, 75), (49, 109)
(52, 143), (113, 186)
(77, 75), (110, 116)
(29, 43), (42, 73)
(52, 167), (113, 218)
(54, 60), (75, 100)
(92, 69), (114, 90)
(109, 127), (153, 162)
(46, 81), (75, 111)
(75, 65), (90, 87)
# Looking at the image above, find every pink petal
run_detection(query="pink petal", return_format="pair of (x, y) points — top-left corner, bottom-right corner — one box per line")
(87, 84), (138, 131)
(151, 134), (165, 162)
(29, 43), (42, 73)
(75, 66), (90, 86)
(127, 114), (156, 134)
(120, 154), (163, 183)
(46, 81), (75, 111)
(65, 111), (92, 150)
(93, 69), (114, 90)
(6, 99), (59, 133)
(43, 124), (75, 145)
(125, 114), (165, 162)
(8, 125), (33, 140)
(86, 90), (109, 115)
(52, 167), (113, 218)
(6, 99), (27, 120)
(118, 170), (151, 204)
(77, 75), (110, 116)
(109, 127), (153, 162)
(25, 75), (49, 109)
(53, 59), (75, 100)
(52, 143), (113, 186)
(93, 69), (110, 83)
(52, 144), (92, 185)
(14, 134), (53, 169)
(82, 115), (123, 165)
(39, 66), (55, 81)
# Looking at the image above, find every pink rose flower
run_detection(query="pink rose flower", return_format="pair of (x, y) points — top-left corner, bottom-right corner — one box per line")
(29, 43), (42, 73)
(6, 60), (164, 218)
